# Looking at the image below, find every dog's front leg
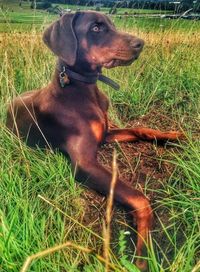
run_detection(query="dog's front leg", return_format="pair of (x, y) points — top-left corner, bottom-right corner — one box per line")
(105, 127), (184, 143)
(61, 135), (153, 271)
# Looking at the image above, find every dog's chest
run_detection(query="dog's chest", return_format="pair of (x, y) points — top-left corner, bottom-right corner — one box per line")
(95, 88), (109, 113)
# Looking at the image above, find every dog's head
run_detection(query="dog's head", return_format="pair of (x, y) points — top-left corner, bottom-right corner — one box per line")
(43, 11), (144, 69)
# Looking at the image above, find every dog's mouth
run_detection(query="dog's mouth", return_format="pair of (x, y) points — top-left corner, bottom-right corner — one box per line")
(102, 56), (139, 69)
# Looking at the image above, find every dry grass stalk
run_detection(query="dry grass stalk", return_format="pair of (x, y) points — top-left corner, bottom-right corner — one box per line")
(20, 241), (118, 272)
(21, 174), (124, 272)
(191, 260), (200, 272)
(103, 149), (118, 272)
(38, 194), (102, 240)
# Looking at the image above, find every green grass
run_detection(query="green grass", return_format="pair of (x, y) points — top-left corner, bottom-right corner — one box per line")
(0, 2), (56, 28)
(0, 2), (200, 272)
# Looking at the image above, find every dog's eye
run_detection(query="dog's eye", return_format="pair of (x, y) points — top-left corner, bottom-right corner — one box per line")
(91, 25), (100, 32)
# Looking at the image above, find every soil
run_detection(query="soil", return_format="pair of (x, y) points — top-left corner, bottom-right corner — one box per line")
(79, 110), (184, 265)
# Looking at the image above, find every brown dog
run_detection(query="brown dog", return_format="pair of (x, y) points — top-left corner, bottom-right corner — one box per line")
(6, 11), (182, 271)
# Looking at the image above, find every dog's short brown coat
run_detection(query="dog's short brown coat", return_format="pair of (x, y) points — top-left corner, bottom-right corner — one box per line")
(6, 11), (182, 271)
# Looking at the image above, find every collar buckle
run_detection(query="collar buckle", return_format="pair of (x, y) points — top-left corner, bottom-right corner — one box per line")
(59, 67), (70, 87)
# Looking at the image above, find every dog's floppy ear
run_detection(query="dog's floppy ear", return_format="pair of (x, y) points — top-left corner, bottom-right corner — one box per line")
(43, 13), (78, 66)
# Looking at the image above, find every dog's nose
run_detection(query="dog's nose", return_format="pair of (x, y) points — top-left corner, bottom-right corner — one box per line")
(132, 39), (144, 50)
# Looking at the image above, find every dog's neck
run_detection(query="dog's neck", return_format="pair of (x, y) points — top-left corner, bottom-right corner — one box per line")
(54, 59), (120, 90)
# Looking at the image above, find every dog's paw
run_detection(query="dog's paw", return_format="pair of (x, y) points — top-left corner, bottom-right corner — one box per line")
(166, 131), (185, 140)
(135, 259), (148, 272)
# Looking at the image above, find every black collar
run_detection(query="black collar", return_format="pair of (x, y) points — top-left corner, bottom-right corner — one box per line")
(57, 63), (120, 91)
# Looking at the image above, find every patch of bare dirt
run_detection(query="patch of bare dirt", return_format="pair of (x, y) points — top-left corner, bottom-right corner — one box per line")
(79, 111), (183, 264)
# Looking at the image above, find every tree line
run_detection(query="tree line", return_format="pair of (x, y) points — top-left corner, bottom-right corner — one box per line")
(25, 0), (200, 12)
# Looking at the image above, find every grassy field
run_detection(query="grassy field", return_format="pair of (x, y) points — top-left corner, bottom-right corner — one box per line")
(0, 1), (200, 272)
